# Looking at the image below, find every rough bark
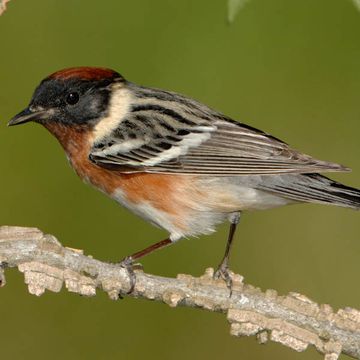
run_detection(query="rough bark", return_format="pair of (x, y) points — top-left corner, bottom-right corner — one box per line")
(0, 226), (359, 359)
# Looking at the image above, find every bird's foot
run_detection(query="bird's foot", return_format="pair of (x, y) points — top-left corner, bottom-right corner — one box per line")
(117, 256), (143, 295)
(213, 262), (233, 296)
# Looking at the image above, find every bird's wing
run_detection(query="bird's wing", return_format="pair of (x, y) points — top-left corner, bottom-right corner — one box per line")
(89, 87), (349, 175)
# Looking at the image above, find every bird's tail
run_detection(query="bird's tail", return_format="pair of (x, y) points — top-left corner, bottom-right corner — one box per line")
(259, 173), (360, 210)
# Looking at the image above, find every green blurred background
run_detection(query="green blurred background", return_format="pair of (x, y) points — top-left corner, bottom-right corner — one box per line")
(1, 0), (359, 359)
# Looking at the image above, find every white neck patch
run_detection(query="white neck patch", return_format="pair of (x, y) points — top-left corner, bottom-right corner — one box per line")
(92, 83), (133, 143)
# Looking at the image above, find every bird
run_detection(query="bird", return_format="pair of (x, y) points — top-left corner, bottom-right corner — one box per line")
(8, 66), (360, 292)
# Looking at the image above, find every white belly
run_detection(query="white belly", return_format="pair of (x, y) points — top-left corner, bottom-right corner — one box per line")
(110, 176), (293, 241)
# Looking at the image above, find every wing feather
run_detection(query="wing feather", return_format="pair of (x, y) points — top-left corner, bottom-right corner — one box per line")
(89, 86), (349, 175)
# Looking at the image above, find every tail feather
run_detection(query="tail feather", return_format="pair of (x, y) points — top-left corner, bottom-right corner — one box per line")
(259, 173), (360, 210)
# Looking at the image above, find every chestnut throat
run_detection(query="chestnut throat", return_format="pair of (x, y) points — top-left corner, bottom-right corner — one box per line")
(42, 122), (91, 156)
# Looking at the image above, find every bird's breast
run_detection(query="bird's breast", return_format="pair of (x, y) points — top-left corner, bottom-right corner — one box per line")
(43, 122), (197, 238)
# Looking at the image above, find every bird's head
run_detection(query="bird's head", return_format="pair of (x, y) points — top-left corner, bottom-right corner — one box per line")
(8, 67), (125, 129)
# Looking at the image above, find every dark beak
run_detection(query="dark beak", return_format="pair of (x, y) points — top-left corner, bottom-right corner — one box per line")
(8, 108), (48, 126)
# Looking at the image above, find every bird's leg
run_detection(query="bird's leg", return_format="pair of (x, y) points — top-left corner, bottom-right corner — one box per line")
(128, 238), (173, 261)
(214, 212), (241, 294)
(118, 238), (172, 294)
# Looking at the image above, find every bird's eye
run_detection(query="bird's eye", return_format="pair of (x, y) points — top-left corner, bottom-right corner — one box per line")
(66, 92), (80, 105)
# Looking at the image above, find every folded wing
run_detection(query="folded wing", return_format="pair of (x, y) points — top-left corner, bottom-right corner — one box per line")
(89, 87), (349, 175)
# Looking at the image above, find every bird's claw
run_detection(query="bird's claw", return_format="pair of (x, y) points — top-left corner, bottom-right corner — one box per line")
(118, 256), (142, 295)
(213, 263), (233, 296)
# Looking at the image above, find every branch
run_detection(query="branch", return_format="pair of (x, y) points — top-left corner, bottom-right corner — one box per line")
(0, 0), (10, 16)
(0, 226), (359, 359)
